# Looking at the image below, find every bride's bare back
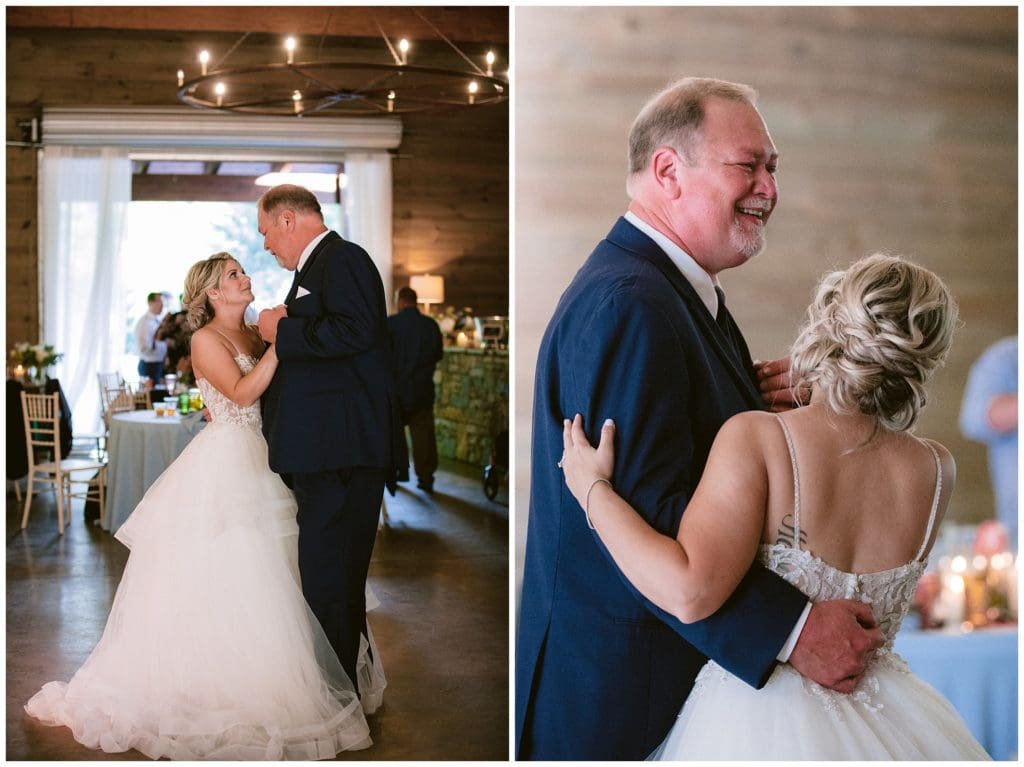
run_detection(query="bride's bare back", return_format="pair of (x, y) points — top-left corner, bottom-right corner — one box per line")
(756, 404), (955, 574)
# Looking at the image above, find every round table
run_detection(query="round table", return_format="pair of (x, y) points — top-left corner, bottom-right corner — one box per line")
(103, 410), (195, 533)
(894, 625), (1017, 759)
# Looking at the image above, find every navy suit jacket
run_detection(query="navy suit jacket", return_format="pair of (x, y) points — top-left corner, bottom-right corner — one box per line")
(387, 306), (444, 417)
(261, 231), (400, 475)
(515, 218), (808, 760)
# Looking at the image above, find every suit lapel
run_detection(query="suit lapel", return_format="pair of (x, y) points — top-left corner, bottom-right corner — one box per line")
(605, 218), (763, 409)
(284, 231), (341, 305)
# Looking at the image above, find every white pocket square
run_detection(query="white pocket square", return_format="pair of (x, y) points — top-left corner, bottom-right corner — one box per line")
(295, 286), (311, 299)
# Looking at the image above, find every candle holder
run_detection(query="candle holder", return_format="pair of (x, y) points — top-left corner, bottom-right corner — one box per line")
(175, 12), (506, 117)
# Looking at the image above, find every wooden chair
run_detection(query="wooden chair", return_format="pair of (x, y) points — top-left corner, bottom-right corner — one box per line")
(84, 373), (127, 460)
(21, 391), (106, 535)
(95, 384), (136, 461)
(132, 387), (152, 410)
(96, 371), (124, 392)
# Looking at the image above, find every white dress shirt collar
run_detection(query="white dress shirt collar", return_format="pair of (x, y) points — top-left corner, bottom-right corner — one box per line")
(623, 211), (721, 319)
(296, 229), (331, 274)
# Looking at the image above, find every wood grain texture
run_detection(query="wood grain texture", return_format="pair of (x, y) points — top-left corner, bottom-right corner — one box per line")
(6, 12), (508, 343)
(6, 6), (509, 44)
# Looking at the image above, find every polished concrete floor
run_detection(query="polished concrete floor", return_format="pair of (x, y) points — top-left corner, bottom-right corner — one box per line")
(6, 458), (509, 760)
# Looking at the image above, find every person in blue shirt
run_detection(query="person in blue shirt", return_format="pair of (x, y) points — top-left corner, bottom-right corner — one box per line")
(960, 336), (1018, 548)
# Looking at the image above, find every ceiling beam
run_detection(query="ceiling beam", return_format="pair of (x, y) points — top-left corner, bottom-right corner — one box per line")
(132, 173), (338, 204)
(6, 6), (508, 44)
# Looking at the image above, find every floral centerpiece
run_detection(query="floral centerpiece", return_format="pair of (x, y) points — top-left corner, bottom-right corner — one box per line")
(9, 342), (63, 384)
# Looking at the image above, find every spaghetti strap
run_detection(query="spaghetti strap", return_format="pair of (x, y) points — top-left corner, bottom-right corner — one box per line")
(913, 440), (943, 562)
(771, 414), (802, 550)
(210, 327), (243, 358)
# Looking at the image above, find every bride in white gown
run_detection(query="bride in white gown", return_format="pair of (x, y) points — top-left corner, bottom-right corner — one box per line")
(560, 254), (990, 760)
(25, 252), (385, 760)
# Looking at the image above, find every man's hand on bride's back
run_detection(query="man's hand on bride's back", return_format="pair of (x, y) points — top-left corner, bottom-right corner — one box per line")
(787, 599), (885, 694)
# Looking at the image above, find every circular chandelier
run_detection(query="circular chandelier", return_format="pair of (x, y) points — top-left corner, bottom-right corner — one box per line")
(176, 21), (507, 117)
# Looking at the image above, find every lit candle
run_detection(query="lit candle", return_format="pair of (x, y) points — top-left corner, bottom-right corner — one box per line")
(468, 80), (478, 105)
(1009, 556), (1018, 622)
(292, 90), (302, 114)
(199, 50), (210, 76)
(485, 50), (495, 77)
(398, 38), (409, 65)
(946, 573), (966, 626)
(177, 69), (185, 87)
(456, 331), (469, 348)
(387, 90), (396, 113)
(14, 364), (24, 378)
(285, 36), (296, 64)
(214, 82), (226, 107)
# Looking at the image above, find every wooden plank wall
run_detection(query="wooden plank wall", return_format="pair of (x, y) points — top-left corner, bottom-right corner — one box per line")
(5, 23), (508, 346)
(515, 6), (1017, 584)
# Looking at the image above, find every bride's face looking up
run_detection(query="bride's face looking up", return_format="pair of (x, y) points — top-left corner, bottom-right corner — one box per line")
(208, 260), (254, 311)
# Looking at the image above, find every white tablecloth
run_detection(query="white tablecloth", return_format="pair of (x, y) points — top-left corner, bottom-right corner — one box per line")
(103, 410), (195, 533)
(894, 625), (1017, 760)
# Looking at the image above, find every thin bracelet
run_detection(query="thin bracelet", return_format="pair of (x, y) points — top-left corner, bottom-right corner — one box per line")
(584, 478), (612, 530)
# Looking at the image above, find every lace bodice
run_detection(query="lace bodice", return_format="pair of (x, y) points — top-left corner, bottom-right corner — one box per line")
(760, 544), (926, 649)
(690, 414), (944, 716)
(763, 413), (941, 649)
(196, 354), (262, 429)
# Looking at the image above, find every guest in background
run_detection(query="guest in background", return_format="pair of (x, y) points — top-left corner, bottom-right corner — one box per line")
(388, 286), (444, 493)
(135, 292), (167, 382)
(156, 310), (194, 385)
(959, 336), (1018, 547)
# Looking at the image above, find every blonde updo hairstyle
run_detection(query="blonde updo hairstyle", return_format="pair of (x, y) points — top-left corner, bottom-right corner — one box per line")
(790, 253), (957, 433)
(181, 252), (237, 331)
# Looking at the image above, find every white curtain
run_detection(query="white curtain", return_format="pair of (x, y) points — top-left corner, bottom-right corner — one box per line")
(39, 146), (131, 434)
(343, 152), (394, 312)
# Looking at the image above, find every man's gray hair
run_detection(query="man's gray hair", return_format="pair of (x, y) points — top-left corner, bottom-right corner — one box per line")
(627, 77), (757, 187)
(258, 183), (323, 219)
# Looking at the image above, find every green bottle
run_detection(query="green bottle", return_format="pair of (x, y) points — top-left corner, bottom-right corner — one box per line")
(178, 390), (190, 414)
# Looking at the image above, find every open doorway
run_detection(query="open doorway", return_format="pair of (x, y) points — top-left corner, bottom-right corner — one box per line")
(118, 160), (344, 383)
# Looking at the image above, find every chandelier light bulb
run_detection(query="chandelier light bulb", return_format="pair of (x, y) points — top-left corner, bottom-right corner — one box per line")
(175, 17), (508, 117)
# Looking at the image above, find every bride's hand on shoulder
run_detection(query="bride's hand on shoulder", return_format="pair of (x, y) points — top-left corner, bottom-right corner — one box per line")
(561, 414), (615, 507)
(754, 356), (809, 412)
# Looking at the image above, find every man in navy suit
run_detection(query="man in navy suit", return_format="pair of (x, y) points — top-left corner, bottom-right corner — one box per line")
(516, 78), (884, 759)
(387, 286), (444, 493)
(256, 184), (398, 689)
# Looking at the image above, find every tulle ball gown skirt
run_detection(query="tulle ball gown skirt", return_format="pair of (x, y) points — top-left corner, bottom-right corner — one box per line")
(25, 420), (375, 760)
(649, 660), (991, 761)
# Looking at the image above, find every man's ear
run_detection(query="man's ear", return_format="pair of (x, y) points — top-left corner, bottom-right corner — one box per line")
(651, 146), (683, 200)
(278, 209), (296, 230)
